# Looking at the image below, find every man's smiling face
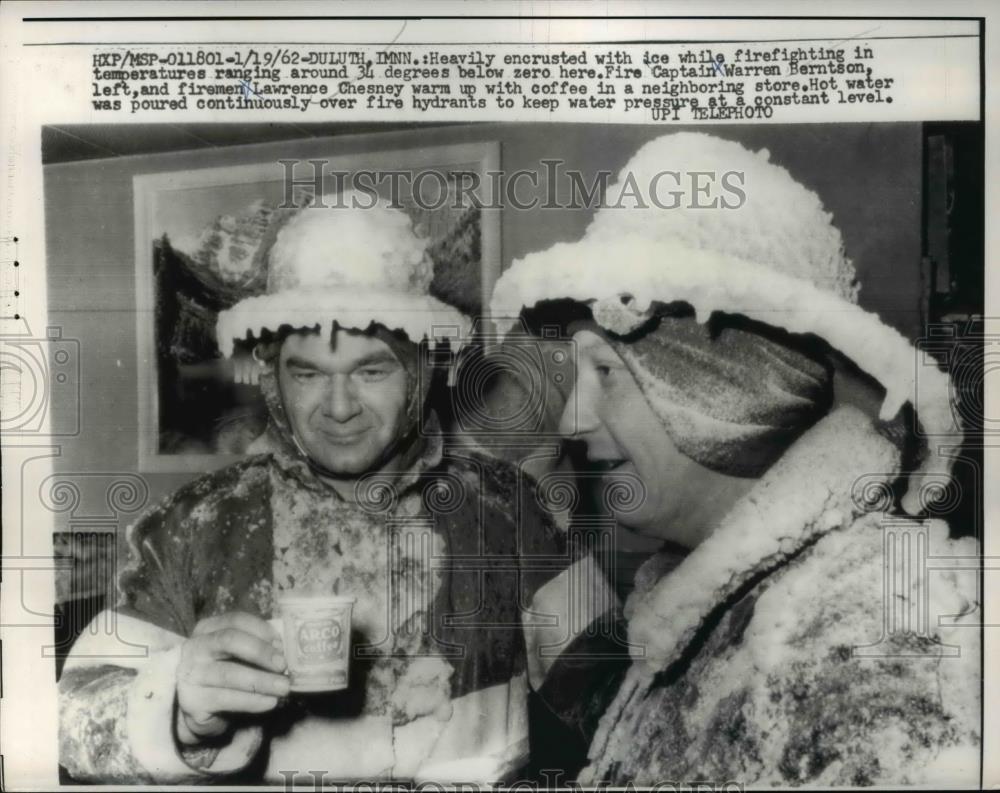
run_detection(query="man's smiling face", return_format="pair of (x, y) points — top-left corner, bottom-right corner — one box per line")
(277, 329), (411, 479)
(558, 328), (690, 536)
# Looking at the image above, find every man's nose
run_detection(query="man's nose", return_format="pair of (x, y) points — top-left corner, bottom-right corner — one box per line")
(324, 375), (363, 422)
(557, 378), (600, 438)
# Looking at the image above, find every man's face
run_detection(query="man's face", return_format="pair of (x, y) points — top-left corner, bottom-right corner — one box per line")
(277, 330), (411, 478)
(558, 329), (691, 538)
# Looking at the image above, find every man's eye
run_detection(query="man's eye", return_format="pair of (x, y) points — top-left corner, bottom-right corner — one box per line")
(356, 367), (390, 382)
(595, 364), (613, 379)
(291, 370), (320, 383)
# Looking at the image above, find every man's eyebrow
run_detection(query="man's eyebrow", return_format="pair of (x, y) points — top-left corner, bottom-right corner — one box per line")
(283, 351), (401, 371)
(353, 351), (401, 368)
(284, 356), (321, 370)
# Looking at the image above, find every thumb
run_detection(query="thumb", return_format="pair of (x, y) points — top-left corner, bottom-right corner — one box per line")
(176, 707), (228, 746)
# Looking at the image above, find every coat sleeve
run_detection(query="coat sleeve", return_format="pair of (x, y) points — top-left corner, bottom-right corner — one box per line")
(516, 471), (631, 748)
(58, 479), (264, 783)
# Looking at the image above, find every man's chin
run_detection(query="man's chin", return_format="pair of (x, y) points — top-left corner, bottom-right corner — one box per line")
(299, 430), (414, 486)
(299, 440), (380, 478)
(312, 454), (380, 478)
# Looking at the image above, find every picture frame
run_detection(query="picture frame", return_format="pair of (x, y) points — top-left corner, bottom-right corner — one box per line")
(133, 137), (501, 473)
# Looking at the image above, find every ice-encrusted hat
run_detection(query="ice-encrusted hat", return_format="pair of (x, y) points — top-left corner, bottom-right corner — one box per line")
(489, 132), (960, 515)
(217, 193), (471, 356)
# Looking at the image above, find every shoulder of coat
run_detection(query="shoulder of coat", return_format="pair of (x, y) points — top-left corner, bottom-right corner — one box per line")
(130, 454), (274, 530)
(743, 513), (976, 669)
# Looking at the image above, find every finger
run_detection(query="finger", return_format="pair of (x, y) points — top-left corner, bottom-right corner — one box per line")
(189, 687), (281, 716)
(208, 628), (286, 672)
(177, 710), (229, 745)
(194, 611), (281, 643)
(193, 613), (227, 636)
(188, 661), (290, 697)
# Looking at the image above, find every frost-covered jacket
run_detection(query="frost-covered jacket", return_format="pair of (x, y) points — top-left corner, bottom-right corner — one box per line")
(582, 406), (980, 788)
(59, 406), (623, 783)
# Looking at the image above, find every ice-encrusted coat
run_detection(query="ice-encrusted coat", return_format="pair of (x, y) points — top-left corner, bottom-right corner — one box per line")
(582, 406), (980, 787)
(58, 368), (624, 784)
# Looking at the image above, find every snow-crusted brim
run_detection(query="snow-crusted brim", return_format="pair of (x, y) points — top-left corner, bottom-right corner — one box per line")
(490, 237), (961, 516)
(216, 288), (471, 357)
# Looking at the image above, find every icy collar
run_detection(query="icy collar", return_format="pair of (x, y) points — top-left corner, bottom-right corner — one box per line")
(622, 404), (900, 675)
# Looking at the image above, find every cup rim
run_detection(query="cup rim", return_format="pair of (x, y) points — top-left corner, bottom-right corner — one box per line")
(277, 594), (356, 606)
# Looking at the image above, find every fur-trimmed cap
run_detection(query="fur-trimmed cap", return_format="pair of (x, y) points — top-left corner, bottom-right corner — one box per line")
(217, 192), (471, 356)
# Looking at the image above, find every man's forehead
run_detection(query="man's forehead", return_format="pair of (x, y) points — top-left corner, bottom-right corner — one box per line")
(279, 328), (405, 366)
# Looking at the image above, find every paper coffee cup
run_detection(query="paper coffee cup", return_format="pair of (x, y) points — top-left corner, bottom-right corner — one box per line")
(275, 594), (355, 693)
(413, 756), (509, 786)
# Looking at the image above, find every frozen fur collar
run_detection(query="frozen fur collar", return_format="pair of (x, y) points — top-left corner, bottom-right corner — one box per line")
(624, 404), (900, 673)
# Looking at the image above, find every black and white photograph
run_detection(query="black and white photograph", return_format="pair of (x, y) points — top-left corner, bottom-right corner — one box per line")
(0, 5), (995, 791)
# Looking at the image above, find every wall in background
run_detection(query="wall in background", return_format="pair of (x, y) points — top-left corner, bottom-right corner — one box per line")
(43, 122), (922, 514)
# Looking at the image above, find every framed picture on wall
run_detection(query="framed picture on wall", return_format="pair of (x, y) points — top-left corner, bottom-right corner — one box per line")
(133, 138), (500, 473)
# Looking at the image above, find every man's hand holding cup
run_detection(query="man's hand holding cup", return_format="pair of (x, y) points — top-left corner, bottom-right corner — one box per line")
(175, 611), (290, 747)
